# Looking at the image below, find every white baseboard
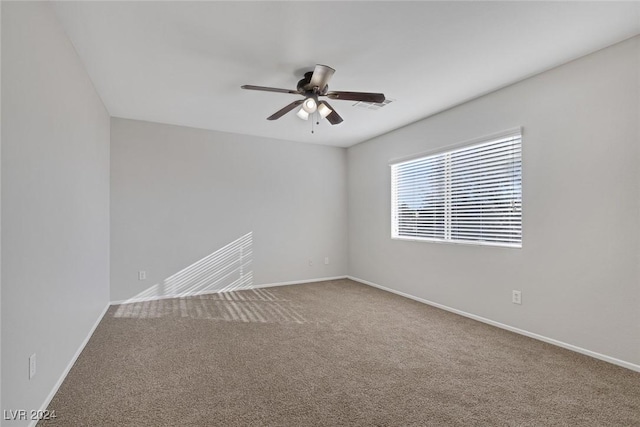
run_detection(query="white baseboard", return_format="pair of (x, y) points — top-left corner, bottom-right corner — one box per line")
(347, 276), (640, 373)
(29, 303), (111, 427)
(110, 275), (348, 306)
(249, 275), (348, 289)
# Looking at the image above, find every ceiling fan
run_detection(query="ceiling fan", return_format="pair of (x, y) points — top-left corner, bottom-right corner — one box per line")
(241, 64), (385, 125)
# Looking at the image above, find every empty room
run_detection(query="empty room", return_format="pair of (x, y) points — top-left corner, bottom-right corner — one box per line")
(1, 1), (640, 426)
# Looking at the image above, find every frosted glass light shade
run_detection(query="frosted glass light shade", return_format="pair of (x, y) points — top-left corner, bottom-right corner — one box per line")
(302, 98), (317, 113)
(317, 102), (332, 118)
(296, 107), (309, 120)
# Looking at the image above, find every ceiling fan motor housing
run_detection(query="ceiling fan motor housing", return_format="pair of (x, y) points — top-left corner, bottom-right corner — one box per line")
(297, 72), (327, 95)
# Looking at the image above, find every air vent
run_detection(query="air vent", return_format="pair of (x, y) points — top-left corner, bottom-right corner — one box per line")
(353, 98), (394, 110)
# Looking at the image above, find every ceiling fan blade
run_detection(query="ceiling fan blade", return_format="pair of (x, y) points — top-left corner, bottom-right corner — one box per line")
(241, 85), (301, 95)
(321, 101), (343, 125)
(267, 100), (304, 120)
(325, 91), (385, 103)
(308, 64), (335, 91)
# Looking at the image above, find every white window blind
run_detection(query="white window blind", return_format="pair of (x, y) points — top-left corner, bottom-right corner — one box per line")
(391, 133), (522, 248)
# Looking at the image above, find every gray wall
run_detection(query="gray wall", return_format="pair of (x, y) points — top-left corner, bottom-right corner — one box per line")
(348, 37), (640, 366)
(0, 1), (3, 417)
(1, 2), (110, 424)
(110, 118), (347, 302)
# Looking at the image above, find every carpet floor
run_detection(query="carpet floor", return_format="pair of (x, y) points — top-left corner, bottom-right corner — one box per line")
(40, 279), (639, 426)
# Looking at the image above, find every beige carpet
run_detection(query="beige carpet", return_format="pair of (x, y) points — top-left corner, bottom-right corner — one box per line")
(40, 279), (639, 426)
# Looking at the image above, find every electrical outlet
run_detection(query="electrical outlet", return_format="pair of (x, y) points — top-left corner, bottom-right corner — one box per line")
(138, 271), (147, 280)
(512, 290), (522, 305)
(324, 257), (329, 265)
(29, 353), (36, 379)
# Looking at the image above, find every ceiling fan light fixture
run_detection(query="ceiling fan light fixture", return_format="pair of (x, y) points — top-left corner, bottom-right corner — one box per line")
(318, 102), (332, 119)
(302, 98), (317, 113)
(241, 64), (384, 126)
(296, 107), (310, 120)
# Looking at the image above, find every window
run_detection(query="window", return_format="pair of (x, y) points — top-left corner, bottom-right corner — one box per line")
(391, 131), (522, 248)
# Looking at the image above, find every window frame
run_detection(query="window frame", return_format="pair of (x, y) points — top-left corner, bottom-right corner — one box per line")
(390, 129), (523, 249)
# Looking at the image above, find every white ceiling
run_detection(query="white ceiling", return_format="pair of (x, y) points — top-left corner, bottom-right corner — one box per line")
(53, 1), (640, 148)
